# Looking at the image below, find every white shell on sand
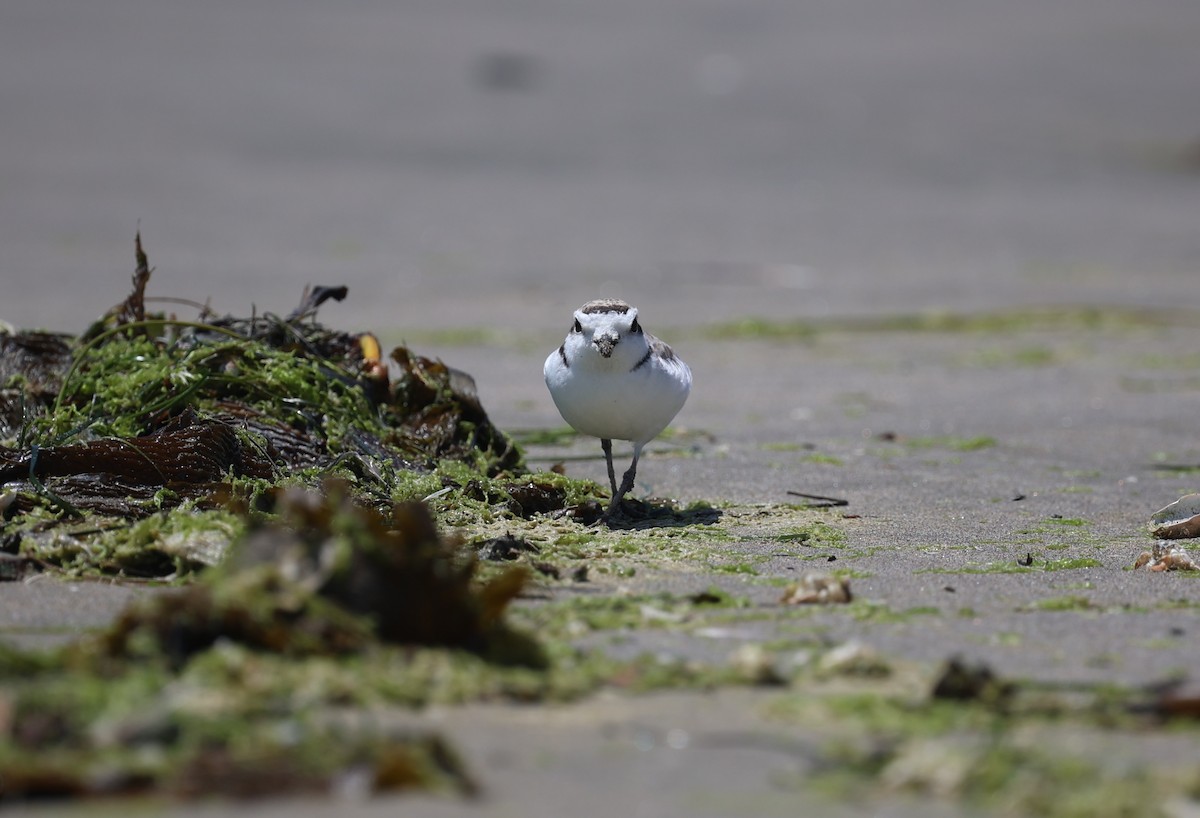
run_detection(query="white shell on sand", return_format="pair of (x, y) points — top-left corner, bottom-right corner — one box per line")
(1150, 493), (1200, 528)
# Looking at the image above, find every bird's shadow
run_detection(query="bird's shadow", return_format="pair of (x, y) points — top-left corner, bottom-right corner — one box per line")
(602, 498), (723, 530)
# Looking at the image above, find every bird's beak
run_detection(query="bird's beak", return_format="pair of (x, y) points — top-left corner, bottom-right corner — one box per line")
(594, 333), (618, 358)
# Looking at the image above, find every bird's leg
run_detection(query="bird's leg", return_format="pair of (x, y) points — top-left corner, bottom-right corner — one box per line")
(600, 439), (618, 497)
(603, 443), (642, 520)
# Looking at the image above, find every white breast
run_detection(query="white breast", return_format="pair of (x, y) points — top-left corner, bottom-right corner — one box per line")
(545, 347), (691, 444)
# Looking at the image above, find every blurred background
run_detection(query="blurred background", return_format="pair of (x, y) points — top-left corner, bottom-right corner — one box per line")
(2, 0), (1198, 336)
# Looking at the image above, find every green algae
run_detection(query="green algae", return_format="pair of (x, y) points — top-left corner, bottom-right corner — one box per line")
(0, 576), (762, 804)
(31, 505), (245, 578)
(0, 652), (478, 800)
(1043, 516), (1089, 527)
(761, 659), (1200, 817)
(699, 317), (819, 342)
(772, 522), (845, 548)
(802, 453), (845, 466)
(684, 305), (1200, 348)
(834, 305), (1198, 335)
(1044, 557), (1104, 570)
(1025, 594), (1095, 612)
(761, 441), (807, 452)
(848, 602), (942, 623)
(961, 343), (1059, 368)
(711, 560), (760, 575)
(921, 554), (1104, 575)
(904, 435), (997, 452)
(507, 425), (581, 447)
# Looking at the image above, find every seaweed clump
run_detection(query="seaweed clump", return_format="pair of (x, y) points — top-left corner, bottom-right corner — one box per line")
(0, 234), (536, 576)
(0, 481), (538, 804)
(100, 480), (542, 669)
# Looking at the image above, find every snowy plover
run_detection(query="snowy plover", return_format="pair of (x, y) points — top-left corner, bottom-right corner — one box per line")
(544, 299), (692, 519)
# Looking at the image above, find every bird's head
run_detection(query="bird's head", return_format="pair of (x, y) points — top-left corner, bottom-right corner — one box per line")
(566, 299), (646, 364)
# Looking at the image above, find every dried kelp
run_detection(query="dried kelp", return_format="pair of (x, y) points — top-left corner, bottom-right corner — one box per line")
(0, 331), (72, 441)
(0, 411), (249, 485)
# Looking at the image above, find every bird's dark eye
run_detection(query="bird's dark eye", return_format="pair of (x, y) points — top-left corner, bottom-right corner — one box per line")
(631, 318), (642, 334)
(572, 319), (582, 333)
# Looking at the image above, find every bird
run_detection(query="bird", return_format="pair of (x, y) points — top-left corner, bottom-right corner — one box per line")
(544, 299), (692, 520)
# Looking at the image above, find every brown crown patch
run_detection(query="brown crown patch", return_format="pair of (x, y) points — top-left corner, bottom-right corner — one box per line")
(579, 299), (631, 315)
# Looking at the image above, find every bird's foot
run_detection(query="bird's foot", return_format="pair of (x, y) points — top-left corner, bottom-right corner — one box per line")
(596, 496), (625, 527)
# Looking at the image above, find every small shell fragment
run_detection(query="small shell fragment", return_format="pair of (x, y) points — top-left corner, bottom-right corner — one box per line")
(779, 573), (852, 605)
(1153, 515), (1200, 540)
(818, 640), (889, 676)
(729, 644), (785, 685)
(1133, 541), (1200, 572)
